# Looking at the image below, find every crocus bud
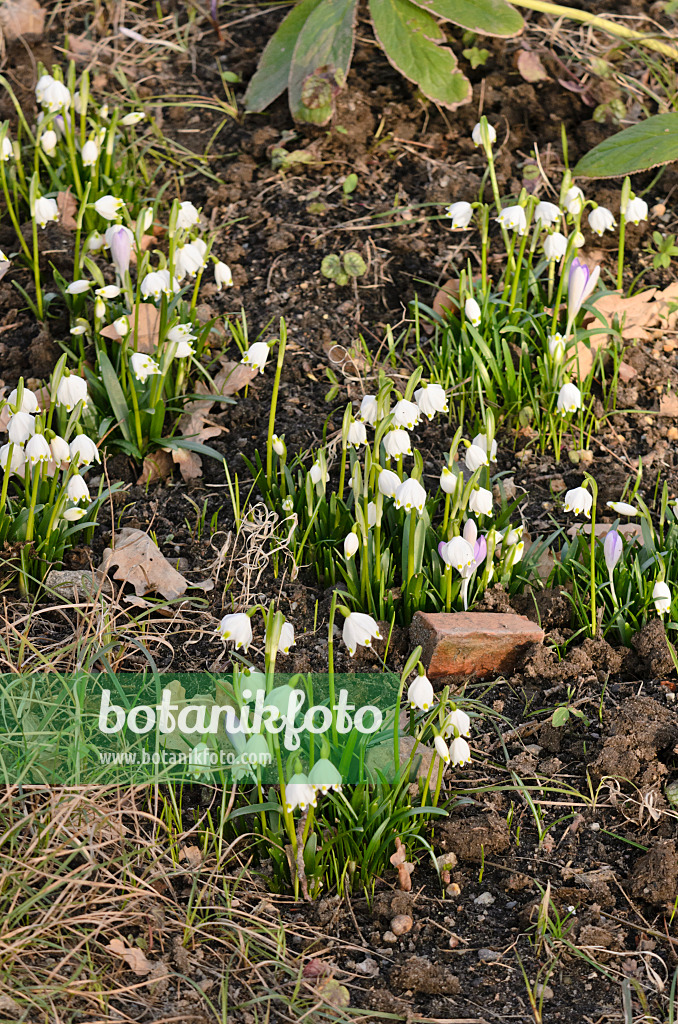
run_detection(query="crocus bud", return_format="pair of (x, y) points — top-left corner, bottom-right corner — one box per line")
(105, 224), (134, 276)
(604, 529), (622, 576)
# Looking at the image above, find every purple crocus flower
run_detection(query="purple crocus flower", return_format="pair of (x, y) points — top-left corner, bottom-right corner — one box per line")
(566, 257), (600, 333)
(604, 529), (622, 575)
(105, 224), (133, 277)
(473, 535), (487, 567)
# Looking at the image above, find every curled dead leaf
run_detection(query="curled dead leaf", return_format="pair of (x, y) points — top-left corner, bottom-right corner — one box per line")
(100, 527), (189, 600)
(106, 937), (156, 976)
(517, 49), (549, 83)
(137, 449), (174, 486)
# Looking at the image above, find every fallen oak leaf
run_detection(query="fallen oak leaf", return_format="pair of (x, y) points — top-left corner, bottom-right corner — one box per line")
(170, 446), (202, 481)
(100, 303), (160, 353)
(137, 449), (173, 486)
(106, 937), (156, 976)
(0, 0), (44, 39)
(100, 527), (188, 600)
(213, 359), (257, 395)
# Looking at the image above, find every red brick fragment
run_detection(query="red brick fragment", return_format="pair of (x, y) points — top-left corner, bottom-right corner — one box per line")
(411, 611), (545, 682)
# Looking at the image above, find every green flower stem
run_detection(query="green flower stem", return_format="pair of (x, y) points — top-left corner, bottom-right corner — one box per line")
(31, 215), (44, 320)
(0, 443), (14, 509)
(617, 213), (626, 293)
(0, 161), (31, 260)
(337, 444), (347, 501)
(585, 473), (599, 637)
(327, 591), (339, 748)
(24, 465), (42, 544)
(406, 510), (416, 604)
(128, 379), (144, 453)
(266, 325), (286, 489)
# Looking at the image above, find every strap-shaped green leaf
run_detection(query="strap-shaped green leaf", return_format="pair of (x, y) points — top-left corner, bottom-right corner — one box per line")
(410, 0), (523, 36)
(574, 113), (678, 178)
(288, 0), (358, 124)
(244, 0), (324, 113)
(369, 0), (471, 111)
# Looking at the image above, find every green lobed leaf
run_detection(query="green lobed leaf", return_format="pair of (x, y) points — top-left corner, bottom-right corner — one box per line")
(574, 113), (678, 178)
(369, 0), (472, 111)
(243, 0), (324, 112)
(411, 0), (523, 36)
(343, 250), (366, 277)
(288, 0), (358, 124)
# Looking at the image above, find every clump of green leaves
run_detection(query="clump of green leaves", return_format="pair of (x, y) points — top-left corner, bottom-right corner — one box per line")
(646, 231), (678, 270)
(321, 250), (366, 287)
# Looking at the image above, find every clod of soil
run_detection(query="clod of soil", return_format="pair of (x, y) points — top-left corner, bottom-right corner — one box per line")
(389, 957), (461, 996)
(590, 696), (678, 783)
(631, 619), (675, 678)
(629, 841), (678, 906)
(437, 812), (510, 862)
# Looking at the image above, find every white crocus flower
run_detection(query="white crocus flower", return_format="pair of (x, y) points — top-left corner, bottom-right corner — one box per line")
(606, 501), (638, 516)
(623, 196), (648, 225)
(440, 466), (456, 494)
(378, 468), (400, 497)
(8, 388), (38, 413)
(41, 130), (58, 157)
(450, 736), (472, 766)
(94, 195), (125, 220)
(217, 612), (253, 650)
(242, 342), (270, 373)
(394, 477), (426, 514)
(24, 434), (51, 464)
(588, 206), (616, 236)
(285, 773), (317, 813)
(497, 205), (527, 235)
(347, 420), (367, 447)
(563, 486), (592, 517)
(56, 374), (88, 411)
(442, 707), (471, 739)
(557, 382), (582, 415)
(344, 532), (359, 558)
(358, 394), (378, 424)
(67, 474), (90, 503)
(8, 412), (35, 444)
(472, 121), (496, 147)
(81, 139), (99, 166)
(130, 352), (160, 382)
(50, 435), (70, 464)
(653, 581), (671, 616)
(33, 195), (59, 228)
(384, 429), (411, 459)
(543, 232), (567, 262)
(441, 536), (474, 571)
(563, 185), (585, 215)
(214, 261), (233, 290)
(465, 297), (481, 326)
(414, 383), (447, 419)
(278, 621), (295, 654)
(0, 443), (25, 474)
(408, 674), (434, 711)
(473, 432), (497, 462)
(434, 735), (450, 764)
(342, 612), (381, 656)
(176, 201), (200, 229)
(446, 201), (473, 228)
(69, 434), (100, 466)
(465, 443), (488, 473)
(468, 487), (492, 517)
(393, 399), (420, 430)
(535, 201), (561, 227)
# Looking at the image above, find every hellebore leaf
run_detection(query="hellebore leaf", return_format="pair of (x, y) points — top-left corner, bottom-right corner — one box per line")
(244, 0), (324, 112)
(410, 0), (523, 36)
(288, 0), (358, 124)
(369, 0), (472, 111)
(574, 113), (678, 178)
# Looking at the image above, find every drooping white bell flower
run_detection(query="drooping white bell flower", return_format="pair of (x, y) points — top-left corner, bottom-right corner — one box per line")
(557, 382), (582, 415)
(81, 139), (99, 167)
(588, 206), (616, 236)
(1, 136), (13, 161)
(66, 279), (91, 295)
(120, 111), (146, 127)
(392, 399), (420, 430)
(175, 240), (207, 280)
(653, 581), (671, 616)
(535, 201), (561, 227)
(271, 434), (286, 457)
(497, 205), (527, 235)
(67, 474), (90, 503)
(8, 412), (35, 444)
(285, 773), (317, 813)
(214, 261), (233, 290)
(347, 420), (367, 447)
(414, 383), (447, 419)
(383, 429), (411, 459)
(50, 435), (70, 464)
(472, 121), (496, 147)
(24, 433), (51, 465)
(434, 734), (450, 764)
(358, 394), (378, 424)
(548, 332), (566, 361)
(217, 612), (253, 650)
(472, 432), (497, 462)
(309, 461), (328, 487)
(622, 196), (648, 225)
(242, 341), (270, 374)
(69, 434), (100, 466)
(606, 501), (638, 516)
(344, 532), (359, 558)
(140, 271), (166, 300)
(130, 352), (160, 382)
(563, 185), (585, 215)
(112, 317), (130, 337)
(36, 75), (71, 112)
(33, 195), (59, 228)
(563, 486), (592, 518)
(94, 195), (125, 220)
(394, 477), (427, 514)
(367, 502), (377, 528)
(464, 297), (481, 326)
(95, 285), (121, 301)
(40, 130), (58, 157)
(62, 506), (89, 521)
(440, 466), (456, 494)
(442, 707), (471, 739)
(440, 536), (474, 572)
(446, 201), (473, 228)
(468, 487), (492, 517)
(408, 674), (434, 711)
(450, 736), (472, 765)
(0, 443), (25, 474)
(176, 201), (200, 230)
(465, 443), (488, 473)
(342, 612), (381, 656)
(308, 759), (342, 794)
(278, 621), (295, 654)
(543, 231), (567, 262)
(378, 468), (400, 497)
(7, 388), (38, 414)
(56, 374), (88, 411)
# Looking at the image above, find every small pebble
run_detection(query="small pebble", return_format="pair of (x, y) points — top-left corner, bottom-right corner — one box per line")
(478, 948), (502, 962)
(525, 744), (542, 755)
(474, 892), (495, 906)
(390, 914), (413, 936)
(448, 935), (460, 948)
(446, 883), (461, 897)
(536, 984), (554, 1000)
(590, 822), (600, 832)
(382, 931), (397, 944)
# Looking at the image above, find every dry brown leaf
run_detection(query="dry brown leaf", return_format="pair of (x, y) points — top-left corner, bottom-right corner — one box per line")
(179, 845), (203, 868)
(213, 359), (257, 395)
(586, 289), (659, 344)
(171, 447), (202, 482)
(517, 50), (549, 83)
(432, 279), (459, 319)
(137, 449), (173, 486)
(660, 393), (678, 417)
(0, 0), (44, 39)
(100, 527), (188, 600)
(57, 190), (78, 231)
(100, 303), (160, 353)
(106, 938), (156, 976)
(66, 32), (112, 60)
